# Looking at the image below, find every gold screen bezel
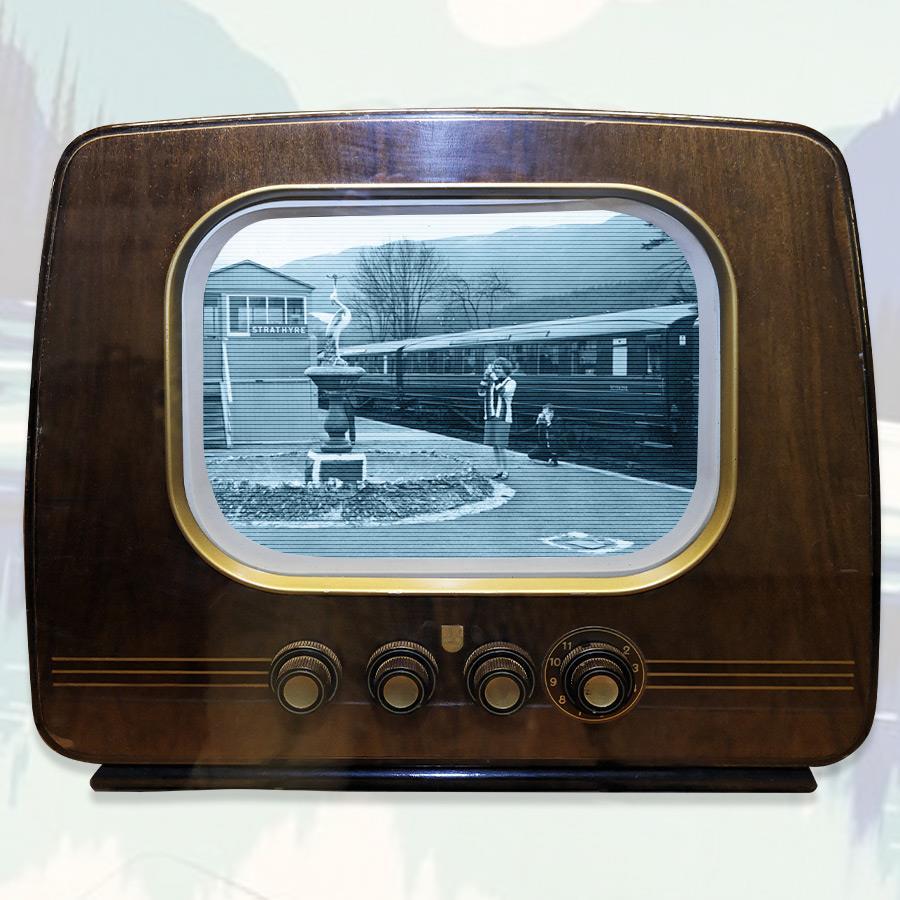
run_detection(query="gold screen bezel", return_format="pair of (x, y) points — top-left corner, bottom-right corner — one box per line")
(165, 183), (737, 595)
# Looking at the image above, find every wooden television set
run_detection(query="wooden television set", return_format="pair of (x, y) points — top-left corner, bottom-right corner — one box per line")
(25, 110), (878, 792)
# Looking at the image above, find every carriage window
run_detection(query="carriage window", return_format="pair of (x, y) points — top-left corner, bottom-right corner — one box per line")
(511, 344), (535, 374)
(538, 346), (560, 374)
(539, 344), (572, 374)
(461, 348), (481, 374)
(628, 336), (649, 377)
(572, 340), (599, 375)
(612, 337), (628, 376)
(646, 335), (663, 376)
(180, 193), (724, 586)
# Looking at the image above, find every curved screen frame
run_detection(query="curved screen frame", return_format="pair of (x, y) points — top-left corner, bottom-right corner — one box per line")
(165, 184), (737, 594)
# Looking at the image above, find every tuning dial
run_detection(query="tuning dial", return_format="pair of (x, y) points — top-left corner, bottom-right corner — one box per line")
(544, 627), (646, 721)
(561, 643), (633, 716)
(367, 641), (438, 714)
(270, 641), (341, 715)
(464, 642), (535, 715)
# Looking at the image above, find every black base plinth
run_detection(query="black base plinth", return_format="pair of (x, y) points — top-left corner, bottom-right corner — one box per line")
(90, 764), (817, 793)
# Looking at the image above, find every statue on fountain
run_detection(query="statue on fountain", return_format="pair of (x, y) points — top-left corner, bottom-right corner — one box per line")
(321, 274), (353, 365)
(304, 275), (368, 484)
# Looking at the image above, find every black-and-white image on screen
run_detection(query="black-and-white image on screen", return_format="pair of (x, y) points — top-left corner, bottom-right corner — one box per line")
(186, 198), (720, 578)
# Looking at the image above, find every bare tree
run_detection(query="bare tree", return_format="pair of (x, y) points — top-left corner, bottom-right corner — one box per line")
(641, 224), (695, 302)
(444, 276), (476, 329)
(445, 269), (514, 330)
(476, 270), (514, 327)
(350, 240), (449, 340)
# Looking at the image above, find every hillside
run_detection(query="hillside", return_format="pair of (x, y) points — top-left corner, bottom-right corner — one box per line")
(4, 0), (295, 126)
(281, 215), (695, 343)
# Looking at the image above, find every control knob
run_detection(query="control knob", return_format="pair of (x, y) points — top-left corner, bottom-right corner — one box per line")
(367, 641), (438, 714)
(560, 642), (635, 717)
(464, 642), (535, 715)
(270, 641), (341, 715)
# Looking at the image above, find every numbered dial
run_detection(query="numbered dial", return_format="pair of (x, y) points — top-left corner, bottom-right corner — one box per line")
(367, 641), (438, 714)
(543, 627), (645, 722)
(464, 642), (535, 715)
(270, 641), (341, 715)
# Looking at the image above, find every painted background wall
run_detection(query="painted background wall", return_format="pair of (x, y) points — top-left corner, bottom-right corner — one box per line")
(1, 1), (898, 896)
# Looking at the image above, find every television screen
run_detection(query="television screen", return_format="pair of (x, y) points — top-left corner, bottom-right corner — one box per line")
(178, 196), (722, 579)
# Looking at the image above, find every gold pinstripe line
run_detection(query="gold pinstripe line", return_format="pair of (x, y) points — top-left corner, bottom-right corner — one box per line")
(645, 685), (854, 692)
(646, 659), (855, 665)
(648, 672), (855, 678)
(51, 682), (269, 688)
(51, 669), (269, 675)
(50, 657), (271, 662)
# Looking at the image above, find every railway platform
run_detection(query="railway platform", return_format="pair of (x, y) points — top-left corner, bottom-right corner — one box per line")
(209, 415), (693, 560)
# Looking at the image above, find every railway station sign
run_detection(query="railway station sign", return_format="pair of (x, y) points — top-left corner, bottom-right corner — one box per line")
(249, 324), (308, 336)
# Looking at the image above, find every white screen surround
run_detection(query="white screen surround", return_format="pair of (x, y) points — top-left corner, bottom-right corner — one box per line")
(179, 193), (724, 580)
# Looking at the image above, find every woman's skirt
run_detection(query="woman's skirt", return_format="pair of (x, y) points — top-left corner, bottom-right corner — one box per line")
(483, 417), (511, 449)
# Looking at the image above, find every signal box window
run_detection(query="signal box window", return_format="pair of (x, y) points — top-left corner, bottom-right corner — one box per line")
(228, 295), (306, 335)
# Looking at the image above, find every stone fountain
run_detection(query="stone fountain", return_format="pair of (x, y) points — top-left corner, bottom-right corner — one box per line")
(304, 276), (367, 485)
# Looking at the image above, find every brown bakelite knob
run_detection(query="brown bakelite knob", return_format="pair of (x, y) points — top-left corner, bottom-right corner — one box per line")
(560, 642), (634, 717)
(270, 641), (341, 715)
(464, 642), (535, 715)
(367, 641), (438, 714)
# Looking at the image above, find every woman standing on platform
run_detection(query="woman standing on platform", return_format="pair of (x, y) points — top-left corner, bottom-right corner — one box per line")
(478, 357), (517, 480)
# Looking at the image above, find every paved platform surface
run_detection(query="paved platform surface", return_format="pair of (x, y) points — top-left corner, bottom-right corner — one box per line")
(209, 417), (693, 559)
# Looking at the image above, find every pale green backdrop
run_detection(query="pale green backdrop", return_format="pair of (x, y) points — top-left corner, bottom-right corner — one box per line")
(1, 1), (898, 897)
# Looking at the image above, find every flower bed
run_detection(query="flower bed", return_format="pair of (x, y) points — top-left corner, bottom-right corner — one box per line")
(211, 470), (496, 526)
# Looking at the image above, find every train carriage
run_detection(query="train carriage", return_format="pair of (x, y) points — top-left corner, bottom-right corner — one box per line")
(341, 303), (699, 465)
(334, 337), (406, 408)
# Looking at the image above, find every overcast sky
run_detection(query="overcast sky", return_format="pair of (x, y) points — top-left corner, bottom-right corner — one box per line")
(185, 0), (900, 135)
(6, 0), (897, 144)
